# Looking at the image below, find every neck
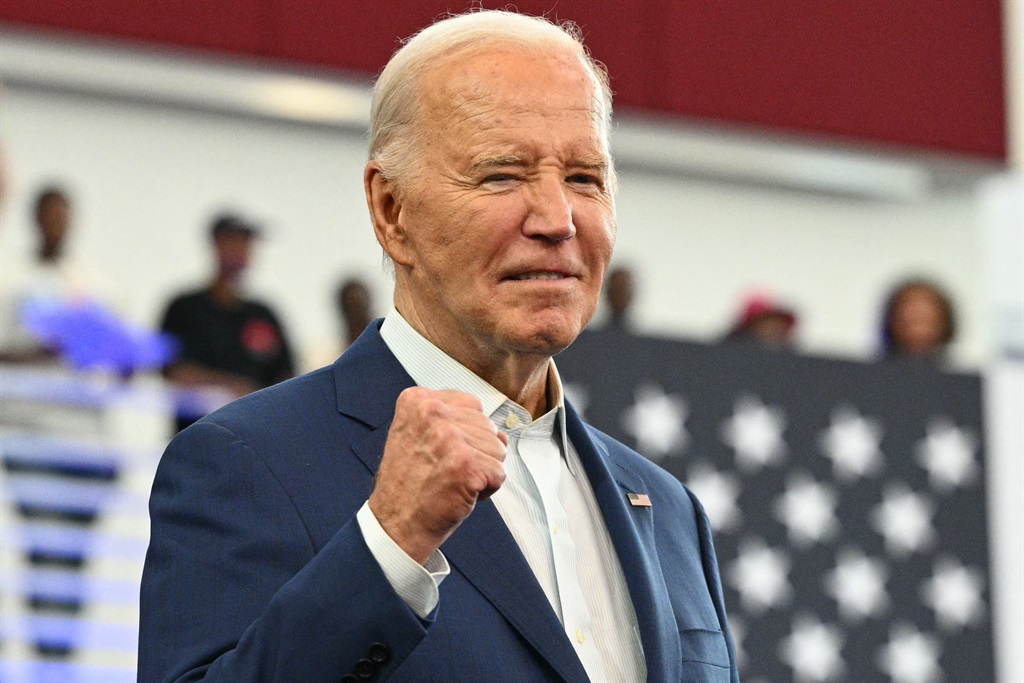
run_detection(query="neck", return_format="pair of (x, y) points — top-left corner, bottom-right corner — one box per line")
(209, 276), (239, 304)
(481, 356), (551, 418)
(394, 291), (552, 418)
(38, 246), (61, 263)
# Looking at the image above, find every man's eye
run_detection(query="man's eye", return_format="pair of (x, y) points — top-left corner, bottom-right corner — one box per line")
(483, 174), (517, 184)
(567, 173), (601, 187)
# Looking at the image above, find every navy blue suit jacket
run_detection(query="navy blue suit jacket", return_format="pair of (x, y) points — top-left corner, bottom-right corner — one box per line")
(139, 322), (739, 682)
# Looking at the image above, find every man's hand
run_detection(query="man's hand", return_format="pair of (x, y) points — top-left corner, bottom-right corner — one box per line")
(369, 387), (509, 565)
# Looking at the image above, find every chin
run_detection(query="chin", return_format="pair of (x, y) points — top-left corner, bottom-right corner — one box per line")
(507, 317), (587, 355)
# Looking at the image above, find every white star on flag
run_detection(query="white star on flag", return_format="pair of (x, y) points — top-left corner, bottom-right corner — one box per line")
(877, 623), (943, 683)
(871, 484), (936, 556)
(825, 548), (889, 622)
(553, 322), (995, 682)
(621, 383), (688, 461)
(721, 394), (787, 472)
(920, 556), (985, 630)
(779, 614), (845, 683)
(819, 406), (883, 480)
(728, 538), (793, 613)
(685, 462), (742, 533)
(774, 473), (839, 547)
(915, 418), (977, 492)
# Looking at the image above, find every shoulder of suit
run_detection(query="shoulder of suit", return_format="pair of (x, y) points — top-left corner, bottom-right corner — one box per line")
(580, 422), (687, 489)
(203, 365), (337, 435)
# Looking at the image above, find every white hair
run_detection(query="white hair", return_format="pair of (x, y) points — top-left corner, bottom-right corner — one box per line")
(368, 9), (614, 194)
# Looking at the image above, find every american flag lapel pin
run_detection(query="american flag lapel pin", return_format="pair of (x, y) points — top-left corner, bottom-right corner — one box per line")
(627, 492), (652, 507)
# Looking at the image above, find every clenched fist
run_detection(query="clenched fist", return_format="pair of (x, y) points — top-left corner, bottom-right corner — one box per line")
(369, 387), (509, 564)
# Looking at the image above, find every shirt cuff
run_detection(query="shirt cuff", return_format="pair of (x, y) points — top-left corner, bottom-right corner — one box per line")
(356, 501), (450, 619)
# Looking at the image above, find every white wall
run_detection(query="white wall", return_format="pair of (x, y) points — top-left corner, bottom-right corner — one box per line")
(0, 81), (995, 372)
(0, 87), (389, 371)
(612, 172), (985, 360)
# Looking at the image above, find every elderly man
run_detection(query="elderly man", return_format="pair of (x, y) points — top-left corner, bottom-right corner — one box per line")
(139, 10), (737, 683)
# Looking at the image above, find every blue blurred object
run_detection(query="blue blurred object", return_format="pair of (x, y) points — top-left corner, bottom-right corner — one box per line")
(21, 299), (179, 373)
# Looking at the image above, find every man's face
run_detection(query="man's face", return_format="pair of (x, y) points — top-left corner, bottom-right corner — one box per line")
(892, 286), (946, 355)
(213, 231), (255, 279)
(389, 45), (616, 365)
(37, 196), (70, 254)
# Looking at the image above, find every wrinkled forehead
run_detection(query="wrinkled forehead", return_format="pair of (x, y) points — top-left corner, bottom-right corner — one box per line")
(418, 43), (609, 136)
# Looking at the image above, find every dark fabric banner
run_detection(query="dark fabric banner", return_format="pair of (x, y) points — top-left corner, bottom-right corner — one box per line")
(558, 328), (994, 683)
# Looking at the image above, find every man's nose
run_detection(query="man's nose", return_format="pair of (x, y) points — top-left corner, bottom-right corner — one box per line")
(523, 177), (576, 241)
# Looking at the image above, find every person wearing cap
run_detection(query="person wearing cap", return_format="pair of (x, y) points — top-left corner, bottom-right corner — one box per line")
(140, 11), (737, 683)
(158, 212), (296, 432)
(724, 290), (798, 349)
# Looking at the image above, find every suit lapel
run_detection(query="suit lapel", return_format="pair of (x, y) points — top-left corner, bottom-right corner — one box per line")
(442, 502), (591, 683)
(333, 321), (414, 433)
(565, 403), (683, 682)
(333, 323), (589, 683)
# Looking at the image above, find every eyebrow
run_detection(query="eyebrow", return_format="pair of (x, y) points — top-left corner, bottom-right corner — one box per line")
(469, 155), (527, 173)
(568, 155), (611, 173)
(469, 153), (610, 174)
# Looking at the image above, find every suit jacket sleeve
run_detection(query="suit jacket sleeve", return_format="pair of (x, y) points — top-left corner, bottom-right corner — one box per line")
(138, 420), (427, 682)
(688, 487), (741, 683)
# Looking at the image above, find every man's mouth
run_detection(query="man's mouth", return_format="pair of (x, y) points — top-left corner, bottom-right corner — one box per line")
(507, 272), (567, 281)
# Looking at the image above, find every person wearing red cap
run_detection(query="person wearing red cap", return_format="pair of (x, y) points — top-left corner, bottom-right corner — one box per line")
(724, 290), (798, 349)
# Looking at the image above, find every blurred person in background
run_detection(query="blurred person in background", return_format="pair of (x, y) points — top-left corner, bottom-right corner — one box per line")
(304, 275), (376, 371)
(878, 277), (957, 362)
(336, 276), (374, 348)
(159, 212), (296, 431)
(0, 185), (115, 364)
(724, 289), (798, 350)
(603, 264), (635, 330)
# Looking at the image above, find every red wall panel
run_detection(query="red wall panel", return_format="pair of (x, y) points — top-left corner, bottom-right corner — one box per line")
(649, 0), (1006, 157)
(266, 1), (445, 76)
(0, 0), (1006, 160)
(1, 0), (272, 55)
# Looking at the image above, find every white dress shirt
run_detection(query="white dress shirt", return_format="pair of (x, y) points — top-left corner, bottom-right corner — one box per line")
(357, 310), (645, 682)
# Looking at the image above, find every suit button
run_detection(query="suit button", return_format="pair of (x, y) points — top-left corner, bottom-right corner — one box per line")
(355, 658), (376, 679)
(368, 642), (390, 664)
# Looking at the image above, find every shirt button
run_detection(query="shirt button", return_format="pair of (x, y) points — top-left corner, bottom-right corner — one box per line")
(576, 628), (586, 644)
(504, 413), (520, 429)
(551, 524), (559, 535)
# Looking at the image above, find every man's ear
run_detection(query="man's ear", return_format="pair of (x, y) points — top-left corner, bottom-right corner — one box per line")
(364, 163), (414, 267)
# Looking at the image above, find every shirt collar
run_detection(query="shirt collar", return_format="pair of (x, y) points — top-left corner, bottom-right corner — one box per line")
(380, 308), (569, 449)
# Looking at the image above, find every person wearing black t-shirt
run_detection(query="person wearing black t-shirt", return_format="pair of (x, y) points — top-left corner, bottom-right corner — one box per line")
(160, 213), (296, 432)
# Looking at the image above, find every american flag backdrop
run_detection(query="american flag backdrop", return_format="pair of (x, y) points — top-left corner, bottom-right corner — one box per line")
(557, 328), (995, 683)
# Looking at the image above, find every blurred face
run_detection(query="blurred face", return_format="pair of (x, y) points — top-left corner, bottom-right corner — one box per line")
(37, 195), (70, 255)
(748, 314), (793, 347)
(341, 282), (371, 319)
(607, 269), (634, 313)
(213, 231), (255, 279)
(385, 45), (616, 365)
(891, 285), (947, 355)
